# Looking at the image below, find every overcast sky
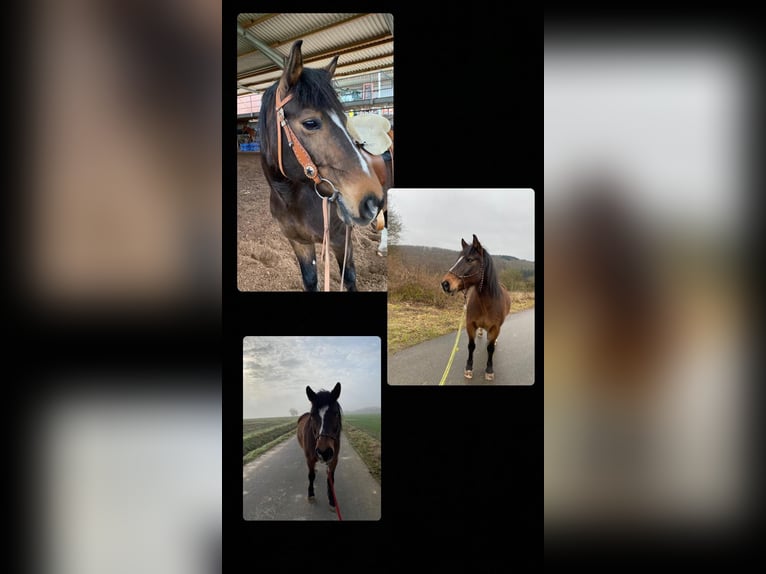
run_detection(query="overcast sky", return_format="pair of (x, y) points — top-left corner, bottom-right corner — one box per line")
(243, 336), (381, 419)
(389, 188), (535, 261)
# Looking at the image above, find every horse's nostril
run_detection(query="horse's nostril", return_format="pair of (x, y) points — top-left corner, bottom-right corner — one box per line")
(360, 194), (382, 221)
(441, 281), (450, 292)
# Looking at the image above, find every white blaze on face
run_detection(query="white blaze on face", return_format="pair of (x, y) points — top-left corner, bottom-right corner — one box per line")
(449, 256), (464, 273)
(318, 406), (329, 435)
(328, 110), (372, 177)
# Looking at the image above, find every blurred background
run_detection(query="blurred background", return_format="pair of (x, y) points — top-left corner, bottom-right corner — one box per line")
(9, 1), (221, 573)
(545, 13), (762, 562)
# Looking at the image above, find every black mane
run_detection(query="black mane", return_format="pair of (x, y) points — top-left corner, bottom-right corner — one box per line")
(471, 244), (503, 299)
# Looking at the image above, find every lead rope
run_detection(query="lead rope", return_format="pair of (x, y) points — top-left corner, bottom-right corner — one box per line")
(276, 89), (352, 292)
(328, 470), (343, 520)
(318, 198), (350, 292)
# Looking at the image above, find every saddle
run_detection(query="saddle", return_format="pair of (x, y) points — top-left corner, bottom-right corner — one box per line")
(347, 114), (394, 231)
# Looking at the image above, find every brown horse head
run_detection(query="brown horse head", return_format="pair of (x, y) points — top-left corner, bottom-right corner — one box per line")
(305, 382), (342, 463)
(441, 234), (489, 294)
(262, 40), (385, 226)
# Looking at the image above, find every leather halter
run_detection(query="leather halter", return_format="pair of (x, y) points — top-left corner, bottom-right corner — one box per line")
(448, 256), (485, 292)
(275, 89), (339, 201)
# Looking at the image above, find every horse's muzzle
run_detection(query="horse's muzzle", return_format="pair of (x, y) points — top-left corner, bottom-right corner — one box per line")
(441, 280), (452, 293)
(316, 446), (334, 462)
(337, 192), (384, 226)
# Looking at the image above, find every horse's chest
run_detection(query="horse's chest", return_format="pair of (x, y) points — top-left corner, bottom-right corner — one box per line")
(270, 189), (324, 242)
(467, 297), (506, 330)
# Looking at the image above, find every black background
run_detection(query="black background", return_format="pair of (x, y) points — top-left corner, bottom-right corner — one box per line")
(226, 3), (541, 569)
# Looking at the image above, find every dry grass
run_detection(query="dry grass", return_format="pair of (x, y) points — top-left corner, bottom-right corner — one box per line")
(388, 291), (535, 354)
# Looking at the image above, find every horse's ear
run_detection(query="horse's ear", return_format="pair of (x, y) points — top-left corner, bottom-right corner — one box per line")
(278, 40), (304, 97)
(325, 55), (339, 77)
(331, 382), (341, 400)
(306, 385), (316, 403)
(472, 234), (483, 254)
(461, 238), (469, 250)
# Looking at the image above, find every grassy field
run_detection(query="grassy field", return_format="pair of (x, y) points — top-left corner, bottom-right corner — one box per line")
(242, 416), (295, 435)
(344, 414), (381, 440)
(343, 413), (381, 484)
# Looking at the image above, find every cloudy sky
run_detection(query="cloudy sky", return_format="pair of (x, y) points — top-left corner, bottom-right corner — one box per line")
(243, 336), (381, 419)
(389, 188), (535, 261)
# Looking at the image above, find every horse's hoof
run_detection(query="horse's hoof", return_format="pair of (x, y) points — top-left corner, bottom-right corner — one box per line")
(377, 251), (386, 257)
(464, 370), (473, 379)
(485, 372), (495, 381)
(308, 495), (316, 503)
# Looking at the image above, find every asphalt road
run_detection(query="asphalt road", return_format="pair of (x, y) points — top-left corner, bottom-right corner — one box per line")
(388, 308), (535, 385)
(243, 431), (381, 521)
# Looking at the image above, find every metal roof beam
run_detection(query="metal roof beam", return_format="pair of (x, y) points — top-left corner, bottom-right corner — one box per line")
(237, 24), (285, 68)
(237, 83), (259, 93)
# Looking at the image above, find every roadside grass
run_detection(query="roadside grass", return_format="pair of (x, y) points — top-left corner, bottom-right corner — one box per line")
(343, 414), (381, 440)
(242, 420), (296, 465)
(344, 414), (381, 484)
(242, 414), (382, 485)
(242, 432), (294, 465)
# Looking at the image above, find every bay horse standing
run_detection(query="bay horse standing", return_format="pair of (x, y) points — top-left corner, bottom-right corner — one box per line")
(441, 235), (512, 381)
(297, 382), (342, 509)
(259, 40), (386, 291)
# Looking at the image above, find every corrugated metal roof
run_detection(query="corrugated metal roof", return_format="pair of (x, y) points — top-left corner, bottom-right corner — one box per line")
(237, 12), (393, 98)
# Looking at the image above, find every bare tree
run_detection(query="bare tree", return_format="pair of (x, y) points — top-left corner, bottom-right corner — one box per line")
(387, 205), (403, 246)
(289, 408), (298, 417)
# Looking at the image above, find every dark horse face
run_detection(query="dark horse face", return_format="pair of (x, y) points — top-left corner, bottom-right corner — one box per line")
(263, 41), (385, 226)
(306, 382), (342, 463)
(441, 234), (485, 294)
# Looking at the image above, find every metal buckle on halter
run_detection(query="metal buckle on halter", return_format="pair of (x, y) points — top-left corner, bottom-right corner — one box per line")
(314, 177), (339, 202)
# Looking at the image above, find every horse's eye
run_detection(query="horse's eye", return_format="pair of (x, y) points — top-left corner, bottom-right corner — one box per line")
(302, 119), (321, 130)
(466, 257), (473, 263)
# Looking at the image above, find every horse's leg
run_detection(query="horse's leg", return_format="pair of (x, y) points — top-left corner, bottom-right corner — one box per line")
(465, 322), (476, 379)
(289, 240), (318, 291)
(485, 326), (500, 381)
(307, 457), (317, 501)
(327, 457), (338, 510)
(331, 234), (357, 291)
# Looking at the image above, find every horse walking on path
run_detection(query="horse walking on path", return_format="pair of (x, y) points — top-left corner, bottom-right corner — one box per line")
(297, 382), (342, 509)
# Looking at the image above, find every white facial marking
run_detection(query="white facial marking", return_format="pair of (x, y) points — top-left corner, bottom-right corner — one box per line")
(328, 111), (372, 176)
(318, 406), (328, 435)
(449, 256), (464, 272)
